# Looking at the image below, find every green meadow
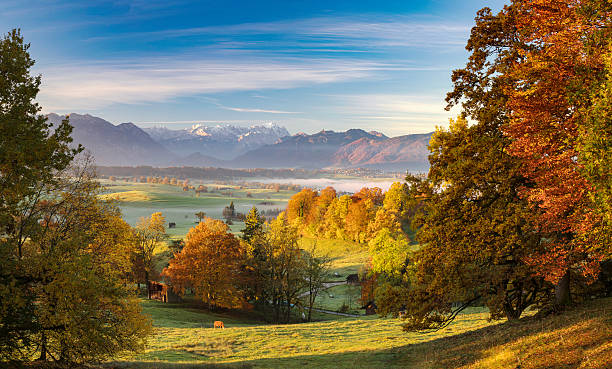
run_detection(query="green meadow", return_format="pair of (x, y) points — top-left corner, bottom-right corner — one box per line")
(111, 299), (498, 368)
(106, 297), (612, 369)
(100, 180), (296, 238)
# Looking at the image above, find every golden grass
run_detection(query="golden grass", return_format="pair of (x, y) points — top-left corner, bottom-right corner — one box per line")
(100, 190), (152, 202)
(105, 297), (611, 369)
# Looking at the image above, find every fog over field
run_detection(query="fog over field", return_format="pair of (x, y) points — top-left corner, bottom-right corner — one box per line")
(255, 177), (398, 193)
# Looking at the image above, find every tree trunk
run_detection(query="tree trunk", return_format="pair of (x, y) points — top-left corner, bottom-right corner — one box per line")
(39, 331), (47, 361)
(554, 270), (571, 308)
(145, 270), (150, 299)
(504, 305), (522, 321)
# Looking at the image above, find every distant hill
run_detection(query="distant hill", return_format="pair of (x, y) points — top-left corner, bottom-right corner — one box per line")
(330, 133), (432, 172)
(46, 113), (432, 171)
(46, 113), (176, 166)
(231, 129), (389, 168)
(230, 129), (431, 171)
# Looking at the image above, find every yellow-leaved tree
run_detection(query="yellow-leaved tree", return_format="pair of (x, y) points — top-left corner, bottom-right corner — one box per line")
(134, 212), (167, 294)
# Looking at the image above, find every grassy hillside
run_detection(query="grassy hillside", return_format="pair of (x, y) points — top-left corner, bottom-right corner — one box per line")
(298, 237), (370, 280)
(105, 297), (610, 369)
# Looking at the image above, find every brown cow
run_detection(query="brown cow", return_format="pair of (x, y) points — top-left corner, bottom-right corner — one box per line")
(213, 320), (225, 329)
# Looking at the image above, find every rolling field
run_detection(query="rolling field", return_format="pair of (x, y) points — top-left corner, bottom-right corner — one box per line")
(100, 180), (296, 238)
(110, 299), (497, 368)
(298, 237), (370, 281)
(106, 297), (612, 369)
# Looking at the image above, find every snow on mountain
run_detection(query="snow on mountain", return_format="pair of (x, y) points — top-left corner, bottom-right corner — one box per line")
(143, 123), (290, 160)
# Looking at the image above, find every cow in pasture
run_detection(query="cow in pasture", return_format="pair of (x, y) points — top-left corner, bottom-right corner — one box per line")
(213, 320), (225, 329)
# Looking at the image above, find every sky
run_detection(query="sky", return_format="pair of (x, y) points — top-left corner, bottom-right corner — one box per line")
(1, 0), (507, 136)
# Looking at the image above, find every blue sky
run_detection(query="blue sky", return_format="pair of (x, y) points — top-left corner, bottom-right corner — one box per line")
(1, 0), (507, 136)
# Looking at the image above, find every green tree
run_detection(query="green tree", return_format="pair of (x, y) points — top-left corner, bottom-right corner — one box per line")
(578, 43), (612, 257)
(245, 214), (306, 322)
(368, 228), (412, 278)
(134, 212), (167, 295)
(222, 201), (236, 220)
(0, 29), (101, 362)
(241, 206), (264, 242)
(389, 115), (549, 331)
(0, 36), (151, 356)
(301, 242), (331, 321)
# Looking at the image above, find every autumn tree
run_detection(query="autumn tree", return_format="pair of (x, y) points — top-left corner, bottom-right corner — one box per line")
(163, 218), (246, 309)
(383, 117), (549, 331)
(321, 195), (351, 240)
(353, 187), (384, 206)
(195, 211), (207, 223)
(503, 0), (612, 304)
(345, 198), (375, 243)
(25, 170), (151, 362)
(309, 186), (337, 234)
(241, 206), (264, 242)
(134, 212), (167, 294)
(374, 4), (555, 330)
(244, 214), (306, 322)
(286, 188), (317, 224)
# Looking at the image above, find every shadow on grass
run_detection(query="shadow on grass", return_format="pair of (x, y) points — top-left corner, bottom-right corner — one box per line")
(123, 297), (611, 369)
(105, 363), (251, 369)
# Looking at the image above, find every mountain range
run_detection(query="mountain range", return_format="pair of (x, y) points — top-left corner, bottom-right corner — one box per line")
(47, 113), (432, 171)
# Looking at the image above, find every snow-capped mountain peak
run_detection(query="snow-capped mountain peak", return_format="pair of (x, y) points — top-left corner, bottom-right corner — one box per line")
(142, 122), (290, 160)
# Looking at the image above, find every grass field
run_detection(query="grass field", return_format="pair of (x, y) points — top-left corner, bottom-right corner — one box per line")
(100, 180), (296, 238)
(106, 297), (612, 369)
(298, 237), (370, 281)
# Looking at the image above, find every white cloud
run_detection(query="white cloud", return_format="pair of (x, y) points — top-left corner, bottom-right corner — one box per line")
(84, 15), (469, 50)
(221, 106), (301, 114)
(36, 58), (393, 111)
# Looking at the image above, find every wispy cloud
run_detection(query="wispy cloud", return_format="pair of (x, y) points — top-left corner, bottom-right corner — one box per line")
(221, 106), (301, 114)
(84, 15), (469, 51)
(36, 58), (393, 111)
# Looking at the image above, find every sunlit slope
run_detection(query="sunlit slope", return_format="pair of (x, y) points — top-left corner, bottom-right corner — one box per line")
(107, 297), (611, 369)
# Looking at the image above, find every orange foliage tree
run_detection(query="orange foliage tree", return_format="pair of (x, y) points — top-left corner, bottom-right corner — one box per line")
(504, 0), (612, 302)
(285, 188), (317, 224)
(163, 218), (246, 309)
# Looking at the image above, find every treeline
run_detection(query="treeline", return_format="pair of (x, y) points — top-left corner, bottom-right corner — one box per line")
(97, 166), (401, 180)
(213, 180), (303, 192)
(98, 166), (325, 180)
(107, 175), (303, 196)
(285, 184), (414, 244)
(162, 209), (331, 323)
